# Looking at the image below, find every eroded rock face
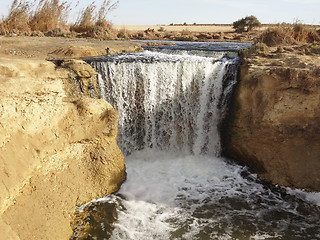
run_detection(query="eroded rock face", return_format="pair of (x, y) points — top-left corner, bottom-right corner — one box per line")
(0, 59), (125, 239)
(222, 53), (320, 191)
(61, 59), (100, 98)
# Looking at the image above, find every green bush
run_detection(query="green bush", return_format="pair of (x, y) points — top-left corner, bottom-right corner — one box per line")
(233, 15), (261, 33)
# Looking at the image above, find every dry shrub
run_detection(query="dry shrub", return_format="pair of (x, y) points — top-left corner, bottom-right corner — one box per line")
(31, 30), (45, 37)
(240, 42), (269, 58)
(311, 45), (320, 54)
(144, 28), (155, 35)
(85, 25), (115, 40)
(117, 28), (129, 39)
(181, 29), (191, 36)
(257, 26), (296, 47)
(132, 31), (145, 39)
(306, 31), (320, 43)
(249, 42), (269, 54)
(257, 23), (320, 47)
(174, 29), (196, 41)
(44, 27), (68, 37)
(292, 23), (320, 43)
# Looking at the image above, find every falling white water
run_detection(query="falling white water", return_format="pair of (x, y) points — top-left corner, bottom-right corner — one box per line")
(92, 50), (238, 156)
(72, 45), (320, 240)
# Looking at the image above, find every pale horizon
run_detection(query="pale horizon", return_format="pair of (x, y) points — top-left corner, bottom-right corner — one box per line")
(0, 0), (319, 26)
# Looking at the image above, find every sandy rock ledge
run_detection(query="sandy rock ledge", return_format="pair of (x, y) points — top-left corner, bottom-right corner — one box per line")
(0, 58), (126, 239)
(222, 52), (320, 191)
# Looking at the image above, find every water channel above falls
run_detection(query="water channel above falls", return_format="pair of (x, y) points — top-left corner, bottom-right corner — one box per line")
(72, 42), (320, 240)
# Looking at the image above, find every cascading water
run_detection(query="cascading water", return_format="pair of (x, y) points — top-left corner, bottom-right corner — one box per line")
(92, 50), (237, 156)
(71, 42), (320, 240)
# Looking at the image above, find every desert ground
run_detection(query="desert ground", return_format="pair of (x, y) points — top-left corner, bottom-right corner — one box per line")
(0, 25), (268, 60)
(114, 24), (270, 33)
(0, 36), (145, 60)
(114, 24), (236, 32)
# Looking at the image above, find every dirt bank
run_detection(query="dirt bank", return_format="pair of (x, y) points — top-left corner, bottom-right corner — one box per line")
(0, 36), (144, 60)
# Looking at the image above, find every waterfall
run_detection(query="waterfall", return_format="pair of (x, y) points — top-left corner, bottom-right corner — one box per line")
(72, 44), (320, 240)
(88, 50), (238, 156)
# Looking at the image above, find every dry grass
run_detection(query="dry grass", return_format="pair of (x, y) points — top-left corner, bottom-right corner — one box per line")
(117, 27), (130, 39)
(0, 0), (118, 38)
(0, 0), (31, 34)
(239, 42), (270, 59)
(257, 23), (320, 47)
(29, 0), (71, 32)
(311, 45), (320, 54)
(96, 0), (119, 26)
(113, 24), (236, 33)
(84, 24), (115, 40)
(0, 0), (71, 34)
(70, 0), (118, 39)
(70, 2), (96, 33)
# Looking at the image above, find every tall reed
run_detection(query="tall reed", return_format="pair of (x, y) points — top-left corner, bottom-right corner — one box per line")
(29, 0), (71, 32)
(0, 0), (119, 36)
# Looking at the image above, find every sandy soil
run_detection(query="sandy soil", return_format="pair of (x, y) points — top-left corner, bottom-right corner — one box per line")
(0, 36), (144, 60)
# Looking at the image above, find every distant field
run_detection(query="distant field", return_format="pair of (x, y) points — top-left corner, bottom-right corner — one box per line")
(114, 25), (235, 32)
(113, 24), (271, 33)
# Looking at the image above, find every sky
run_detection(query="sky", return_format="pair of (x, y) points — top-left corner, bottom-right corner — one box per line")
(0, 0), (319, 25)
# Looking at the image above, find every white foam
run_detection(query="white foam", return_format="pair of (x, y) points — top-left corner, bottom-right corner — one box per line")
(91, 150), (320, 239)
(112, 200), (175, 240)
(286, 187), (320, 207)
(110, 151), (244, 239)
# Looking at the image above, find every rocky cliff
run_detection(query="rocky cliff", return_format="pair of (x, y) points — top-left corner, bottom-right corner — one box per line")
(0, 58), (126, 239)
(222, 50), (320, 191)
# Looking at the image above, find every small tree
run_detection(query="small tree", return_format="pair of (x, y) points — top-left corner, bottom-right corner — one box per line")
(233, 15), (261, 33)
